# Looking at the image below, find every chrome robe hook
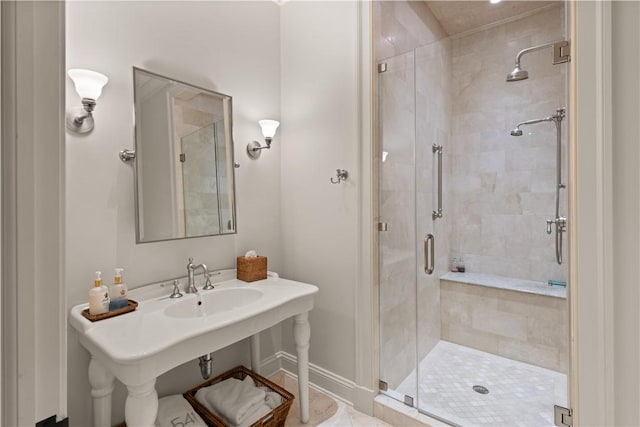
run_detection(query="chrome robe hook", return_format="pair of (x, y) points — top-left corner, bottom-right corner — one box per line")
(330, 169), (348, 184)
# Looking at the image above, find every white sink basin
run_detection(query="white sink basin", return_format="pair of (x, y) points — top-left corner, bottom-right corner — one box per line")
(164, 288), (264, 318)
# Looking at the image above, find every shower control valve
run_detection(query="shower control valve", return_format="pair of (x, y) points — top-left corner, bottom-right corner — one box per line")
(546, 217), (567, 234)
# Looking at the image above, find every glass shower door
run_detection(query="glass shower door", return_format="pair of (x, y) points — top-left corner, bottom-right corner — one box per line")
(378, 51), (418, 405)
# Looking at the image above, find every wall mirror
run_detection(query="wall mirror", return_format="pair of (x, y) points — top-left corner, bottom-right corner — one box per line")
(132, 67), (236, 243)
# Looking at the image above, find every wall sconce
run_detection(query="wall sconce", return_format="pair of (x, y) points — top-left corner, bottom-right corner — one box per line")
(246, 120), (280, 159)
(66, 68), (109, 133)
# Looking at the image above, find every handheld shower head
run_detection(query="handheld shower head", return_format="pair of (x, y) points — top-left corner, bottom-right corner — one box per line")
(510, 108), (565, 137)
(506, 66), (528, 82)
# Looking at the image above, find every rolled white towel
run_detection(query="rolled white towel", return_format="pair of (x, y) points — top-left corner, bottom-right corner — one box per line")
(265, 390), (283, 409)
(155, 395), (207, 427)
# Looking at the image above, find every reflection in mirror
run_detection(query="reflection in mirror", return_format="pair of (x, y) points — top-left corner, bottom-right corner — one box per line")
(133, 67), (236, 243)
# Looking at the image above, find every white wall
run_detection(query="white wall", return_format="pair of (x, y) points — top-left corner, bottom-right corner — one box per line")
(65, 2), (281, 425)
(280, 1), (360, 383)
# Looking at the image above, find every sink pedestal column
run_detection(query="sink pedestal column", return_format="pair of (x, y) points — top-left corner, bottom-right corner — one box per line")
(293, 312), (311, 423)
(125, 380), (158, 427)
(88, 357), (115, 427)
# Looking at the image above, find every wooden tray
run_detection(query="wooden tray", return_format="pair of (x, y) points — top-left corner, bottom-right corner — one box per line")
(81, 300), (138, 322)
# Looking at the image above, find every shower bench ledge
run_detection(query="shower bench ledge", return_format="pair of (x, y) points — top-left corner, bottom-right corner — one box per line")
(441, 271), (566, 299)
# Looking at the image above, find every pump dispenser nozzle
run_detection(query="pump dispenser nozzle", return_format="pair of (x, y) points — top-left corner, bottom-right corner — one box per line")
(94, 271), (103, 287)
(114, 268), (124, 284)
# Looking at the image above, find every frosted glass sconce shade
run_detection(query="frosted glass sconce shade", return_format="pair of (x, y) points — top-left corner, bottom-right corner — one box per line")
(259, 120), (280, 139)
(247, 119), (280, 159)
(66, 68), (109, 134)
(68, 69), (108, 100)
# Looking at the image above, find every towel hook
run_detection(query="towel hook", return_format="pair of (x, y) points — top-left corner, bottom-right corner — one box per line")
(330, 169), (349, 184)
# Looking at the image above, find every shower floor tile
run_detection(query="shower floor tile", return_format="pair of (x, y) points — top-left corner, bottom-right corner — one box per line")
(395, 341), (567, 427)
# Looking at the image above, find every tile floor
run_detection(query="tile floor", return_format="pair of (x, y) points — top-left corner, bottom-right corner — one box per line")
(319, 402), (391, 427)
(270, 371), (390, 427)
(395, 341), (567, 426)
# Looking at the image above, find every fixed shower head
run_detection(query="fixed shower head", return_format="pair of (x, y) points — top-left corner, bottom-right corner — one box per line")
(506, 66), (528, 82)
(510, 127), (523, 136)
(506, 41), (570, 82)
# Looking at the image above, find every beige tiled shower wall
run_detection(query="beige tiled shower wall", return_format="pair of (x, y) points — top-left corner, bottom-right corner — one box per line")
(441, 280), (568, 373)
(449, 4), (568, 283)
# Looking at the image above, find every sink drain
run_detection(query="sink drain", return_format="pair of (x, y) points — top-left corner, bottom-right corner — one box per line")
(473, 385), (489, 394)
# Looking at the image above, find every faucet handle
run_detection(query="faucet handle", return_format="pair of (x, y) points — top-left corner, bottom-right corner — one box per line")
(169, 280), (183, 299)
(202, 274), (215, 291)
(546, 219), (554, 235)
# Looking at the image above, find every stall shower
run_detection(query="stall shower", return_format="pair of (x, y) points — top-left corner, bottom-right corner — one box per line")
(376, 1), (570, 426)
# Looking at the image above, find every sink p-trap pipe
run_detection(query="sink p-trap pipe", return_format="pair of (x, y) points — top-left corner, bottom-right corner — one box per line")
(198, 353), (213, 379)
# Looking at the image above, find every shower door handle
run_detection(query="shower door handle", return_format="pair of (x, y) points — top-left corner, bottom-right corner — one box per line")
(432, 144), (443, 220)
(424, 234), (435, 275)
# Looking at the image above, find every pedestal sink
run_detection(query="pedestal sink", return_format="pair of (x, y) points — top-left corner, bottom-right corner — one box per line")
(69, 270), (318, 427)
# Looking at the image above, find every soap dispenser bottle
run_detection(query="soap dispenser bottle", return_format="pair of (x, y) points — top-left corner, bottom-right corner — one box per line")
(108, 268), (129, 310)
(89, 271), (110, 315)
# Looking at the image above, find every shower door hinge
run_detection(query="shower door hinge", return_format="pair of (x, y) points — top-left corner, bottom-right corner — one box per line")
(378, 222), (388, 232)
(179, 153), (186, 163)
(404, 395), (414, 407)
(553, 41), (571, 64)
(378, 380), (388, 391)
(554, 405), (573, 427)
(378, 63), (387, 73)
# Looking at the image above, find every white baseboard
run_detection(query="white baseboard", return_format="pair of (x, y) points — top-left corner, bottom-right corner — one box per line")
(258, 351), (282, 378)
(259, 351), (375, 411)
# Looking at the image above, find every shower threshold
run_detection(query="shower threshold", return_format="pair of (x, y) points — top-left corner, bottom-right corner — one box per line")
(395, 341), (567, 427)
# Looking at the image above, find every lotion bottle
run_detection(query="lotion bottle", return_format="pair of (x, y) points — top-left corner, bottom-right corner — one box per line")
(108, 268), (129, 310)
(88, 271), (110, 315)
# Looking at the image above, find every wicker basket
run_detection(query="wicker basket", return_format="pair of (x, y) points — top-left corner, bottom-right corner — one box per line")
(183, 366), (294, 427)
(237, 256), (268, 282)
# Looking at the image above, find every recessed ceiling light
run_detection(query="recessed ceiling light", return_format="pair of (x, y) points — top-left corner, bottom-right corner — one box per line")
(490, 0), (502, 4)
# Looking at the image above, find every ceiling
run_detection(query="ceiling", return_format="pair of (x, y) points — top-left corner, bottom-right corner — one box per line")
(425, 1), (560, 36)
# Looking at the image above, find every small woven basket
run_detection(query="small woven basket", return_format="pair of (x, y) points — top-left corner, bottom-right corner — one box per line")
(237, 256), (268, 282)
(183, 365), (294, 427)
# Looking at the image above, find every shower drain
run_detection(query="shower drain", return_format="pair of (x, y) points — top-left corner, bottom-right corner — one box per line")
(472, 385), (489, 394)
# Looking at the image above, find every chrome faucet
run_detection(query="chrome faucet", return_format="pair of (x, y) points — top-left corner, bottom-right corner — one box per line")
(186, 257), (210, 293)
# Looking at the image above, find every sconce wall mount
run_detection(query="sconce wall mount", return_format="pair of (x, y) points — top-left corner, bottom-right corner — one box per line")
(247, 119), (279, 159)
(66, 69), (108, 134)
